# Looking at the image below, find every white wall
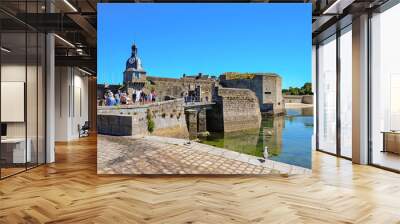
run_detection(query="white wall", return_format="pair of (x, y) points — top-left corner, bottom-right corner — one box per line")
(55, 66), (68, 141)
(55, 66), (89, 141)
(71, 72), (89, 138)
(1, 64), (26, 139)
(1, 62), (46, 164)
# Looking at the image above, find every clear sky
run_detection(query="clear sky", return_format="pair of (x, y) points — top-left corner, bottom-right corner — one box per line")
(98, 3), (311, 89)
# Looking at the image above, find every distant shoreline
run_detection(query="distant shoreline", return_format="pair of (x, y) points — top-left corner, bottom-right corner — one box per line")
(285, 103), (313, 109)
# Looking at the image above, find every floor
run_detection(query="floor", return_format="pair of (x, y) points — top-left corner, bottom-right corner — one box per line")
(0, 167), (25, 178)
(372, 150), (400, 171)
(1, 163), (43, 178)
(0, 135), (400, 223)
(97, 135), (309, 175)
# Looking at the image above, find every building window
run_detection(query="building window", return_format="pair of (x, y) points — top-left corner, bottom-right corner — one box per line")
(370, 3), (400, 171)
(317, 34), (337, 155)
(339, 26), (352, 158)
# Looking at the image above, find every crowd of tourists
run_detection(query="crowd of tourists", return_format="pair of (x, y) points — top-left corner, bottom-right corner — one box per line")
(100, 89), (157, 106)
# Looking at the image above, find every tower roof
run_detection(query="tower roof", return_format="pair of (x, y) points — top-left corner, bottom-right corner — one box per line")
(131, 43), (137, 52)
(125, 43), (145, 73)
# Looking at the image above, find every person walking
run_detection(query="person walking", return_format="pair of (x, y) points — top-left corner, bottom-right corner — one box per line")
(132, 90), (137, 104)
(151, 90), (157, 102)
(115, 92), (120, 105)
(136, 89), (141, 103)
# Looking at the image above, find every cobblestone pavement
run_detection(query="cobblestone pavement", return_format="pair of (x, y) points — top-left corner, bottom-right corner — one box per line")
(97, 135), (311, 175)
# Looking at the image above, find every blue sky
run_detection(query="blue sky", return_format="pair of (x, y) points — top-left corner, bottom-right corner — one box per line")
(98, 3), (311, 88)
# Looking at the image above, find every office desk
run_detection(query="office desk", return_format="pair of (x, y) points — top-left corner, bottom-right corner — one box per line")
(1, 138), (31, 164)
(382, 131), (400, 154)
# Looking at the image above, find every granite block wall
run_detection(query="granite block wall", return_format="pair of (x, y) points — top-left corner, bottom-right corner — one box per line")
(97, 99), (189, 139)
(185, 109), (198, 139)
(208, 88), (261, 132)
(97, 115), (133, 136)
(147, 76), (216, 102)
(219, 73), (284, 115)
(283, 95), (314, 104)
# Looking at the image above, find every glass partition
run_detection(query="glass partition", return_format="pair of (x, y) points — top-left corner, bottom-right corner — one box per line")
(1, 30), (28, 177)
(0, 1), (46, 179)
(371, 3), (400, 171)
(339, 27), (352, 158)
(317, 35), (337, 154)
(27, 31), (38, 169)
(38, 32), (45, 165)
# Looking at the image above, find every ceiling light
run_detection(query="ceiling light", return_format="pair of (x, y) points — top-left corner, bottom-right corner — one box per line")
(1, 47), (11, 53)
(78, 67), (92, 76)
(54, 34), (75, 48)
(76, 48), (85, 55)
(322, 0), (355, 15)
(63, 0), (78, 12)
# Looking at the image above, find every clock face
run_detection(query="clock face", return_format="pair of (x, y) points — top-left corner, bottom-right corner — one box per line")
(128, 57), (135, 64)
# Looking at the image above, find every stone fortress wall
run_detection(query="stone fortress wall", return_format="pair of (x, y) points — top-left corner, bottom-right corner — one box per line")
(97, 99), (189, 139)
(283, 95), (313, 104)
(98, 44), (287, 139)
(147, 74), (217, 102)
(207, 88), (262, 132)
(219, 73), (284, 116)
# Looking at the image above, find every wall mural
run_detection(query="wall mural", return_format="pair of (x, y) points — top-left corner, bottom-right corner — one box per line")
(97, 3), (312, 175)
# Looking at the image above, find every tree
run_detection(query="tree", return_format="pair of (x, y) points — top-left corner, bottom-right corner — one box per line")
(302, 82), (312, 95)
(282, 82), (313, 95)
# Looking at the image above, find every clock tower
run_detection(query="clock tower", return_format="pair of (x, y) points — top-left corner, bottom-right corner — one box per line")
(123, 43), (147, 90)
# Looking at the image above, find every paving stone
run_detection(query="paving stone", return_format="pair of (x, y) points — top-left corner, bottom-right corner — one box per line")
(97, 135), (309, 175)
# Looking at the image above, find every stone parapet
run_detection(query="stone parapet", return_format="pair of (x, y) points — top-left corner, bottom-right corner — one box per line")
(97, 115), (133, 136)
(97, 99), (189, 139)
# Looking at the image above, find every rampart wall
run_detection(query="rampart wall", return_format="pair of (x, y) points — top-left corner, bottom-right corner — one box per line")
(283, 95), (314, 104)
(97, 99), (189, 139)
(207, 88), (261, 132)
(147, 76), (216, 102)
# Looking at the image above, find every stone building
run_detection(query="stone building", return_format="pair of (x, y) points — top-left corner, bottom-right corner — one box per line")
(123, 43), (147, 92)
(97, 43), (217, 103)
(147, 73), (217, 102)
(219, 72), (284, 115)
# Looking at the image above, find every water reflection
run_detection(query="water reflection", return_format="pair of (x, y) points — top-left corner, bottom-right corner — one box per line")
(199, 107), (313, 168)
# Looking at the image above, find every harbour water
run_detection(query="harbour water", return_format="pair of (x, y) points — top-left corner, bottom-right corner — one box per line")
(199, 106), (313, 169)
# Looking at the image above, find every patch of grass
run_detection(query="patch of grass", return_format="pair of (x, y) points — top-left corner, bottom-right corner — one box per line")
(147, 109), (155, 133)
